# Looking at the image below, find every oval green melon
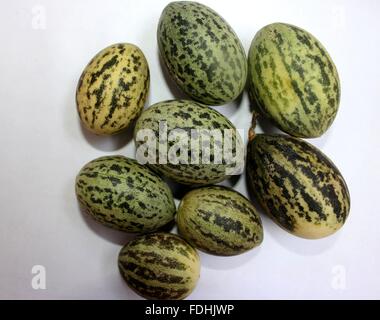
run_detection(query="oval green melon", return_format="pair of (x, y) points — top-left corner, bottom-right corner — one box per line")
(248, 23), (340, 138)
(246, 134), (350, 239)
(177, 186), (263, 256)
(118, 232), (200, 300)
(133, 99), (243, 185)
(75, 156), (175, 233)
(158, 1), (247, 106)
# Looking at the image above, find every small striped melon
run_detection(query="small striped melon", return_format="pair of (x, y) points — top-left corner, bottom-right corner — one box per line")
(118, 233), (200, 300)
(247, 134), (350, 239)
(76, 43), (149, 135)
(158, 1), (247, 106)
(133, 99), (243, 186)
(75, 156), (175, 233)
(177, 186), (263, 256)
(248, 23), (340, 138)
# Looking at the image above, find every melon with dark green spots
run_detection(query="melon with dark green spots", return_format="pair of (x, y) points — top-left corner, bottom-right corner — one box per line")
(75, 156), (175, 233)
(118, 233), (200, 300)
(133, 100), (243, 185)
(177, 186), (263, 256)
(76, 43), (150, 135)
(246, 134), (350, 239)
(158, 1), (247, 105)
(248, 23), (340, 138)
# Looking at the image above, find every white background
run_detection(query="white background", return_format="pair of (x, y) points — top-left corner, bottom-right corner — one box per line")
(0, 0), (379, 300)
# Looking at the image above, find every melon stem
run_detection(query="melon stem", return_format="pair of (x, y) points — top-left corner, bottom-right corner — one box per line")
(249, 111), (259, 142)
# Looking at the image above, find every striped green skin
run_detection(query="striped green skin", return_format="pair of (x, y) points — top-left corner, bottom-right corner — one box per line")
(133, 100), (242, 185)
(76, 43), (150, 135)
(75, 156), (175, 233)
(246, 134), (350, 239)
(177, 186), (263, 256)
(248, 23), (340, 138)
(158, 1), (247, 106)
(118, 233), (200, 300)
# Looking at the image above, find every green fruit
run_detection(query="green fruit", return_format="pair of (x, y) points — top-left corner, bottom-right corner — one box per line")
(158, 1), (247, 105)
(248, 23), (340, 138)
(118, 233), (200, 300)
(133, 99), (243, 185)
(177, 186), (263, 256)
(75, 156), (175, 233)
(247, 134), (350, 239)
(76, 43), (150, 135)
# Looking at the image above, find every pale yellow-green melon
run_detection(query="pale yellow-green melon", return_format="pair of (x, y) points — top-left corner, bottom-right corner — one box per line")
(76, 43), (150, 135)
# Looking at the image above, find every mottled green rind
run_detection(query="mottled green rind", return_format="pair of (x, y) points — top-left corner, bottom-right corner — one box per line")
(246, 134), (350, 239)
(75, 156), (176, 233)
(76, 43), (150, 135)
(177, 186), (263, 256)
(133, 100), (242, 185)
(118, 233), (200, 300)
(248, 23), (340, 138)
(158, 1), (247, 105)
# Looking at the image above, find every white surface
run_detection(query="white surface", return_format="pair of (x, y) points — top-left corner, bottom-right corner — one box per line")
(0, 0), (379, 300)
